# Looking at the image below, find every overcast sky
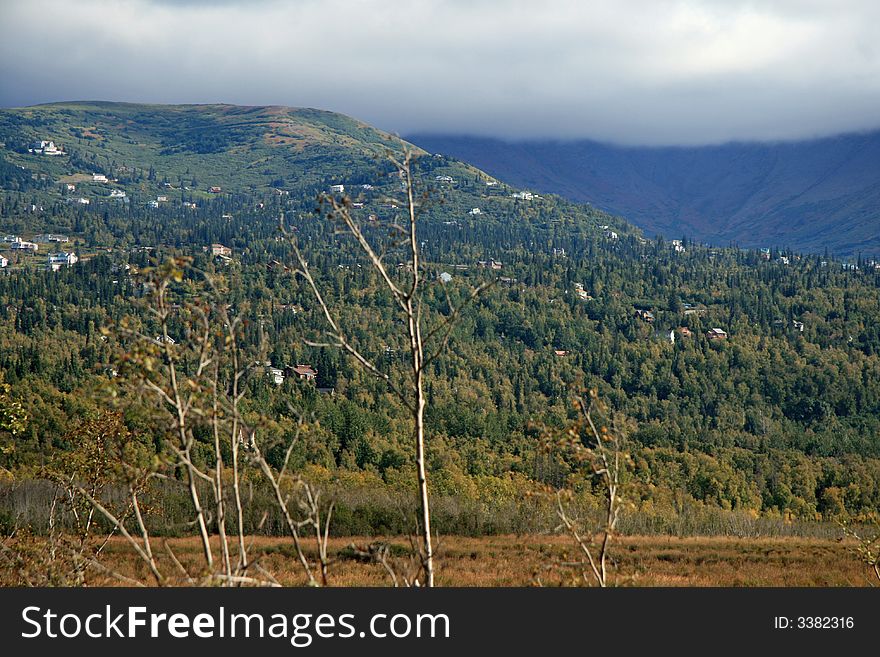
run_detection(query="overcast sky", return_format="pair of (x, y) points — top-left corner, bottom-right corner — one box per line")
(1, 0), (878, 145)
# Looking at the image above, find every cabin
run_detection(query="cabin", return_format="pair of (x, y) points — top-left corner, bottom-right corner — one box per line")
(329, 184), (345, 194)
(209, 186), (222, 193)
(210, 243), (232, 257)
(707, 328), (728, 340)
(635, 309), (655, 323)
(554, 350), (569, 357)
(92, 174), (108, 183)
(469, 208), (482, 215)
(0, 256), (7, 268)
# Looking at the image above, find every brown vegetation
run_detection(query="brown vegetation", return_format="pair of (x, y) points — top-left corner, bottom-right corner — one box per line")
(4, 534), (870, 587)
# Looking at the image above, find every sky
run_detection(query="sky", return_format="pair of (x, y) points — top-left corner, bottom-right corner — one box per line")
(1, 0), (879, 145)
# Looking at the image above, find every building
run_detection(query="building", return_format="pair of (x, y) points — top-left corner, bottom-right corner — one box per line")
(677, 327), (693, 338)
(435, 175), (454, 184)
(267, 367), (285, 386)
(148, 200), (159, 208)
(3, 235), (20, 243)
(35, 234), (69, 243)
(92, 173), (108, 183)
(635, 309), (655, 323)
(30, 140), (64, 155)
(469, 208), (482, 215)
(109, 189), (126, 198)
(47, 252), (78, 268)
(65, 183), (76, 192)
(439, 272), (453, 283)
(554, 350), (569, 357)
(210, 243), (232, 257)
(157, 195), (168, 202)
(329, 184), (345, 194)
(287, 364), (318, 381)
(76, 197), (90, 205)
(792, 320), (805, 332)
(209, 186), (222, 193)
(11, 241), (38, 251)
(0, 256), (7, 268)
(707, 328), (728, 340)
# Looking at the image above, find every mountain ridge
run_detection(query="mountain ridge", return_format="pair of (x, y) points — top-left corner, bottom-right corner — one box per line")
(406, 131), (880, 257)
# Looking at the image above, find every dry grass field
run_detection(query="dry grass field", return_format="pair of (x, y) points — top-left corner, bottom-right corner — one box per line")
(62, 534), (875, 587)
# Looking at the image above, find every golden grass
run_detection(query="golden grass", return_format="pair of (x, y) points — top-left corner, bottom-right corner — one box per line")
(61, 534), (875, 587)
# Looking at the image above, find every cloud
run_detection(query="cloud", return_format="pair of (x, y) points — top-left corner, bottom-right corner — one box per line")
(1, 0), (878, 144)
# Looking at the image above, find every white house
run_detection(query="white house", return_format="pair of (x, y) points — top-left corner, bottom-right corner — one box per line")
(267, 366), (285, 386)
(148, 200), (159, 208)
(77, 197), (90, 205)
(511, 191), (533, 200)
(92, 173), (108, 183)
(435, 175), (454, 183)
(11, 241), (38, 251)
(65, 183), (76, 192)
(469, 208), (482, 215)
(109, 189), (126, 198)
(0, 256), (8, 268)
(47, 252), (78, 268)
(2, 235), (20, 243)
(329, 184), (345, 194)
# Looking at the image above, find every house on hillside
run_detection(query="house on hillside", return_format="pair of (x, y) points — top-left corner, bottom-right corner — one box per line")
(210, 243), (232, 257)
(635, 309), (655, 323)
(109, 189), (126, 198)
(329, 184), (345, 194)
(287, 364), (318, 381)
(266, 366), (285, 386)
(93, 173), (108, 183)
(677, 327), (693, 338)
(554, 349), (569, 357)
(0, 256), (8, 268)
(707, 328), (728, 340)
(209, 186), (222, 193)
(47, 252), (78, 269)
(11, 241), (38, 252)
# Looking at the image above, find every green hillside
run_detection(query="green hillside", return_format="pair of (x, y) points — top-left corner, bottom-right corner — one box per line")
(1, 102), (879, 540)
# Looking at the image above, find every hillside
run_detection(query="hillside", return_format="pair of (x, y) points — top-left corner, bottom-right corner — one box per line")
(1, 102), (880, 538)
(406, 132), (880, 258)
(0, 101), (430, 194)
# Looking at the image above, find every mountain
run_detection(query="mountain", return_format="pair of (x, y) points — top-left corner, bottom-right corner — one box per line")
(405, 132), (880, 257)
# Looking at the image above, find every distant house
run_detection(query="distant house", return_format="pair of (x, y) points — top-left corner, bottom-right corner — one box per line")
(3, 235), (20, 243)
(759, 248), (771, 260)
(148, 200), (159, 208)
(65, 183), (76, 192)
(267, 367), (285, 386)
(469, 208), (482, 215)
(329, 184), (345, 194)
(677, 327), (693, 338)
(287, 364), (318, 381)
(210, 243), (232, 257)
(439, 272), (453, 283)
(77, 197), (90, 205)
(47, 252), (78, 269)
(707, 328), (728, 340)
(792, 320), (805, 332)
(184, 202), (198, 209)
(157, 195), (168, 202)
(511, 191), (533, 200)
(92, 173), (108, 183)
(635, 309), (655, 323)
(552, 247), (566, 257)
(34, 234), (69, 243)
(0, 256), (7, 268)
(554, 350), (569, 357)
(435, 175), (454, 184)
(11, 241), (38, 252)
(361, 184), (374, 190)
(30, 140), (64, 155)
(478, 259), (502, 271)
(605, 229), (619, 240)
(209, 186), (222, 193)
(109, 189), (126, 198)
(777, 256), (790, 265)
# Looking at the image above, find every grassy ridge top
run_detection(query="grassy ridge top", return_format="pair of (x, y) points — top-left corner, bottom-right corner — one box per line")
(0, 101), (435, 193)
